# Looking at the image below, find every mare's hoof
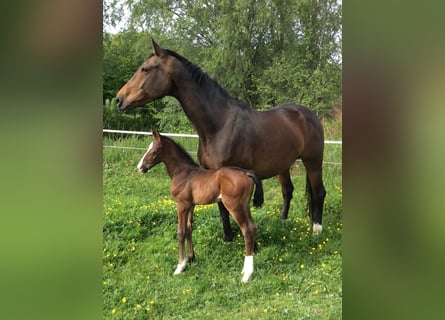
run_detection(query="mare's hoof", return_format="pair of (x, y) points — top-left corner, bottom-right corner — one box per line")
(223, 233), (234, 242)
(312, 223), (323, 234)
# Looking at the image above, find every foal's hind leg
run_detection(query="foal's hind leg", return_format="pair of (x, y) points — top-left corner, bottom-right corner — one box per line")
(239, 214), (257, 283)
(223, 198), (257, 282)
(278, 170), (294, 219)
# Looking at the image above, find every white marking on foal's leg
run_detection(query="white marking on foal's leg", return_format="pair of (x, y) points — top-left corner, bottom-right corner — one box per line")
(173, 258), (187, 275)
(241, 255), (254, 282)
(312, 223), (323, 234)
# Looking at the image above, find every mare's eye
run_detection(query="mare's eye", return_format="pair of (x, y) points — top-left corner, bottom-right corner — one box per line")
(152, 151), (158, 159)
(141, 67), (150, 73)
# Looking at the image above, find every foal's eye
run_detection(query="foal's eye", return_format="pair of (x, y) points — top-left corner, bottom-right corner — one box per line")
(141, 67), (149, 73)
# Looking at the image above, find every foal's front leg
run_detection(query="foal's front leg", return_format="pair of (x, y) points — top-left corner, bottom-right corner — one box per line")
(186, 205), (195, 262)
(174, 202), (193, 275)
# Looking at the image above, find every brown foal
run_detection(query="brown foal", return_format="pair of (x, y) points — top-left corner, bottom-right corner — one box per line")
(137, 130), (258, 282)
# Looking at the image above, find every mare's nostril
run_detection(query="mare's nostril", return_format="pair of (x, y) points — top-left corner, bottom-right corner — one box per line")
(115, 96), (121, 108)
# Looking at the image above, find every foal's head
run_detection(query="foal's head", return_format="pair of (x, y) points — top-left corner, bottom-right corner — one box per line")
(137, 130), (164, 173)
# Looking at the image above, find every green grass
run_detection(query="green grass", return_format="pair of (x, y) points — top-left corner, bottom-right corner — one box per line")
(103, 128), (342, 319)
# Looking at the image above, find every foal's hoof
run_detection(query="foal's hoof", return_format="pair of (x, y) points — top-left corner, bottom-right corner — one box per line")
(241, 271), (253, 283)
(241, 256), (254, 283)
(173, 259), (187, 275)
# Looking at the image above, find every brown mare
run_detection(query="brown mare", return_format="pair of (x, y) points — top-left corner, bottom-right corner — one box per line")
(118, 40), (326, 240)
(138, 131), (258, 282)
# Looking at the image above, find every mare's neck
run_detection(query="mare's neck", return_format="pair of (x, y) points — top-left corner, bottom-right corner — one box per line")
(170, 65), (242, 140)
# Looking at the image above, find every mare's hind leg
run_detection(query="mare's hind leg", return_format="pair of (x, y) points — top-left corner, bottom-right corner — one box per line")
(278, 170), (294, 219)
(302, 159), (326, 234)
(218, 202), (234, 242)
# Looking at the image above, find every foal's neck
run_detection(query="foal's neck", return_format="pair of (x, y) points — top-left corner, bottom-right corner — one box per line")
(162, 139), (198, 179)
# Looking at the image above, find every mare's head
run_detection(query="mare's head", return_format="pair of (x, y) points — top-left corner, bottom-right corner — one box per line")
(116, 39), (174, 113)
(137, 130), (165, 173)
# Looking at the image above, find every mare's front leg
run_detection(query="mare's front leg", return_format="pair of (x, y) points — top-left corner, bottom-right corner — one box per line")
(174, 202), (192, 275)
(278, 170), (294, 219)
(200, 148), (233, 241)
(218, 202), (234, 242)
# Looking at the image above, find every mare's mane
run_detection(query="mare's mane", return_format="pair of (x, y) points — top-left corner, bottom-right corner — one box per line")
(147, 49), (251, 110)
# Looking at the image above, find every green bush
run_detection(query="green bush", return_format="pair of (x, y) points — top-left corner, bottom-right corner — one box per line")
(103, 97), (195, 134)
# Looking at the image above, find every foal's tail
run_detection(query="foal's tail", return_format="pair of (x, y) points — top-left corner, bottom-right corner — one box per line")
(245, 171), (264, 208)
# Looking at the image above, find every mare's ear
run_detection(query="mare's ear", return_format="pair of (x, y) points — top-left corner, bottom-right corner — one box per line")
(152, 130), (161, 140)
(152, 39), (162, 56)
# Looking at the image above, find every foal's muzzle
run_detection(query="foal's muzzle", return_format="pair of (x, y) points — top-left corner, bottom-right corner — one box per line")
(138, 166), (149, 174)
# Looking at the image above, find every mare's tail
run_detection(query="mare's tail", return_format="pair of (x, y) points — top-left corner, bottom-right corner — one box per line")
(246, 171), (264, 208)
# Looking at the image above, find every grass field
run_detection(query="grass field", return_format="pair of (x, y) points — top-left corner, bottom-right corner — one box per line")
(103, 121), (342, 319)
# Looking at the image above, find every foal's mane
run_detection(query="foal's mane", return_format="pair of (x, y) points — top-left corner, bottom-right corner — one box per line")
(163, 135), (199, 168)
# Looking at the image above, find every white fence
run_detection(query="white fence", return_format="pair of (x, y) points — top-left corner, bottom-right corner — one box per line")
(103, 129), (342, 165)
(103, 129), (342, 144)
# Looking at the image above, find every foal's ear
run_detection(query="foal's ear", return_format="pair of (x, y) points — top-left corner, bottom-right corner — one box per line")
(152, 39), (163, 56)
(152, 130), (161, 140)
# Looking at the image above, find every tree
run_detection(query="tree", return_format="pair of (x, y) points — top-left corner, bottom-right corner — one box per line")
(103, 0), (342, 118)
(255, 0), (342, 114)
(103, 30), (148, 102)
